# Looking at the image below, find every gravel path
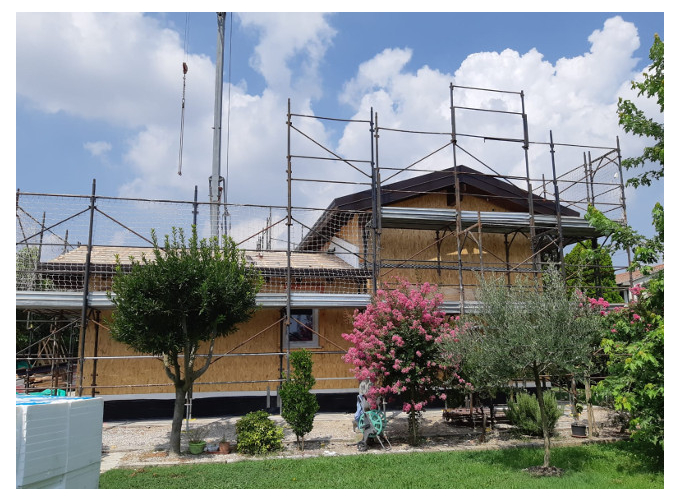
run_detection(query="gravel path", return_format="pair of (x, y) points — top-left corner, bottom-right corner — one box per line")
(100, 404), (626, 472)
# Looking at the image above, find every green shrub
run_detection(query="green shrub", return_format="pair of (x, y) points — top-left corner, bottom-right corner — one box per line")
(506, 391), (561, 436)
(235, 410), (284, 455)
(280, 350), (319, 451)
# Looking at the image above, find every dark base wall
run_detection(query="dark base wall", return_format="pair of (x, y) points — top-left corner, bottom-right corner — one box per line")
(102, 393), (459, 421)
(103, 393), (361, 421)
(101, 388), (517, 421)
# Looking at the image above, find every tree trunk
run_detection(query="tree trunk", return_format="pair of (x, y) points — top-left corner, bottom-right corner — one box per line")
(408, 408), (418, 445)
(571, 376), (579, 420)
(584, 376), (598, 437)
(170, 386), (187, 455)
(480, 406), (487, 443)
(532, 363), (551, 468)
(470, 392), (476, 430)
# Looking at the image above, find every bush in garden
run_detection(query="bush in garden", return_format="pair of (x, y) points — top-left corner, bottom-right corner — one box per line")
(342, 278), (466, 445)
(506, 391), (562, 436)
(595, 278), (664, 456)
(235, 410), (284, 455)
(280, 349), (319, 451)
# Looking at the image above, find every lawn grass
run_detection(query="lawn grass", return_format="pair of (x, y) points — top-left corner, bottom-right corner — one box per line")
(99, 441), (663, 489)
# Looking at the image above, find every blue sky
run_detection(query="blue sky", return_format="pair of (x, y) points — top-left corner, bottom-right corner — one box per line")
(14, 9), (665, 267)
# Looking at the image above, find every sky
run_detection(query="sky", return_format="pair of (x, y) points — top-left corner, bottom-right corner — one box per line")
(13, 7), (665, 268)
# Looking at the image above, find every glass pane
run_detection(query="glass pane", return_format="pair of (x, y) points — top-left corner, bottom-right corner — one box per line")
(289, 309), (314, 342)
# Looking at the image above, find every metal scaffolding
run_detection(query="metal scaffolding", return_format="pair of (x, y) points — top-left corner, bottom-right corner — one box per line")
(15, 84), (630, 397)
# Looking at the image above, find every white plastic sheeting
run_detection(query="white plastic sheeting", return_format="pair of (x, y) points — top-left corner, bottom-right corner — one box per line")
(16, 395), (103, 489)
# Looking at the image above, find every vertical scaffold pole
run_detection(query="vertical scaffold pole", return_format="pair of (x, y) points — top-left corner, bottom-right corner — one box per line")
(587, 151), (595, 203)
(520, 91), (538, 273)
(549, 131), (566, 279)
(370, 108), (379, 295)
(91, 311), (100, 397)
(285, 99), (292, 380)
(192, 185), (199, 227)
(587, 151), (601, 295)
(449, 83), (465, 313)
(38, 212), (46, 264)
(615, 136), (634, 291)
(77, 179), (96, 397)
(583, 152), (592, 206)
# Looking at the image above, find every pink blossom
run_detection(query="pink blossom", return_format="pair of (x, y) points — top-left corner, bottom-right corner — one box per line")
(341, 278), (465, 417)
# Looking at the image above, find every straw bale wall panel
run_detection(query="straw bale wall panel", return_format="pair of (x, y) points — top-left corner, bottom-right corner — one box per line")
(378, 193), (533, 300)
(334, 213), (364, 250)
(264, 276), (366, 294)
(82, 307), (355, 395)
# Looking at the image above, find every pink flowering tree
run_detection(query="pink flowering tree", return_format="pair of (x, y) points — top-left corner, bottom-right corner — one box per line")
(572, 289), (610, 436)
(342, 279), (465, 445)
(595, 278), (664, 455)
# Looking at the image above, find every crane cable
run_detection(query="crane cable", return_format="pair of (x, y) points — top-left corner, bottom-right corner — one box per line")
(178, 13), (190, 176)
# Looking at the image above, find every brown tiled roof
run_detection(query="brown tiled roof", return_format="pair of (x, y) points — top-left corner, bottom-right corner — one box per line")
(49, 246), (356, 270)
(245, 250), (354, 269)
(50, 246), (160, 265)
(615, 263), (664, 285)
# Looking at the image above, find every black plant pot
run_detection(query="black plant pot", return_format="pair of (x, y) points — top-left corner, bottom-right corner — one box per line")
(571, 423), (587, 438)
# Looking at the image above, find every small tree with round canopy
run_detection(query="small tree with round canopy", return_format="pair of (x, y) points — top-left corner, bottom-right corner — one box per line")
(108, 226), (261, 454)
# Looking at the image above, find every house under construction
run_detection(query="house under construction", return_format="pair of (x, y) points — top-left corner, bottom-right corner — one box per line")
(15, 84), (631, 418)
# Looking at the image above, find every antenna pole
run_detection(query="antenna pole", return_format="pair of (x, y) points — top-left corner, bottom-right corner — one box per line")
(210, 12), (226, 239)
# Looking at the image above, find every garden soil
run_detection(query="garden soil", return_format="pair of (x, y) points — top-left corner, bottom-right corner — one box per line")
(100, 403), (627, 473)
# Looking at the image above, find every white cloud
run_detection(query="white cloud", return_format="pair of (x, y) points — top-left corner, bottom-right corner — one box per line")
(17, 12), (337, 209)
(16, 13), (196, 128)
(83, 141), (112, 157)
(239, 13), (336, 104)
(333, 15), (660, 208)
(340, 48), (413, 108)
(16, 12), (661, 248)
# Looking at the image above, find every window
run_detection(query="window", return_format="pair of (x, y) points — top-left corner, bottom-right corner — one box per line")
(285, 309), (319, 348)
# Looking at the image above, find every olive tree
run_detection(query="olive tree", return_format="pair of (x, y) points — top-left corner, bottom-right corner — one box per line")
(108, 226), (261, 454)
(439, 266), (605, 468)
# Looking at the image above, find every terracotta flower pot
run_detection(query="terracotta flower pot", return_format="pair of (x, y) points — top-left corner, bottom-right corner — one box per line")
(219, 441), (231, 454)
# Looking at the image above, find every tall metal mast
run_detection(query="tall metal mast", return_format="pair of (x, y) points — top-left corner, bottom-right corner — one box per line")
(210, 12), (226, 238)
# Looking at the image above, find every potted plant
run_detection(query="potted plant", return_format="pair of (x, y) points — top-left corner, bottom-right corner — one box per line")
(570, 402), (587, 437)
(218, 434), (231, 454)
(187, 426), (207, 454)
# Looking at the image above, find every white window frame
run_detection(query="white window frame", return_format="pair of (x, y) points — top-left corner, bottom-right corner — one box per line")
(286, 308), (319, 348)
